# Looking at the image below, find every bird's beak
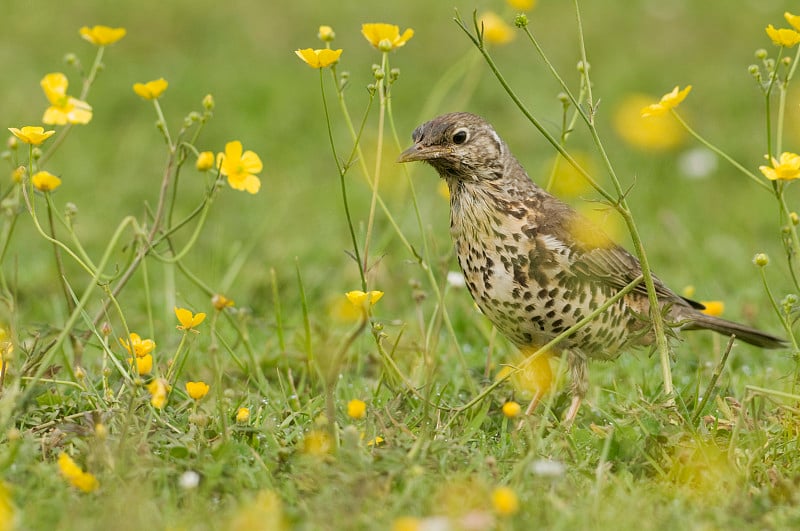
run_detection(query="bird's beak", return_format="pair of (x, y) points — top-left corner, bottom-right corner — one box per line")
(397, 143), (448, 163)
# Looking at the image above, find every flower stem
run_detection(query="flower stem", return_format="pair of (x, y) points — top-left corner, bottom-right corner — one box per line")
(320, 69), (366, 290)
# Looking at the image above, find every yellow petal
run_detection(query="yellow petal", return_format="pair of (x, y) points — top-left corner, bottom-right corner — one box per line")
(241, 150), (263, 174)
(7, 126), (55, 146)
(766, 24), (800, 47)
(185, 381), (210, 400)
(699, 301), (725, 317)
(786, 12), (800, 32)
(31, 171), (62, 192)
(40, 73), (68, 105)
(133, 78), (168, 99)
(346, 290), (367, 307)
(295, 48), (321, 67)
(79, 25), (126, 46)
(243, 175), (261, 194)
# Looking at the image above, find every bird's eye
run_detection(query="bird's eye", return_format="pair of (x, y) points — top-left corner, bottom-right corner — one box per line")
(452, 128), (469, 145)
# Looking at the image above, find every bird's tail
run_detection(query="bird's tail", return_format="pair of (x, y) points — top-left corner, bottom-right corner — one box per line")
(684, 312), (788, 349)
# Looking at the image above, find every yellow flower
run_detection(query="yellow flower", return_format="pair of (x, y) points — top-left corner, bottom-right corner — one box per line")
(491, 486), (519, 516)
(391, 517), (421, 531)
(8, 126), (55, 146)
(196, 151), (214, 171)
(212, 293), (235, 310)
(0, 482), (17, 529)
(147, 378), (170, 409)
(547, 152), (595, 198)
(641, 85), (692, 117)
(614, 94), (685, 151)
(175, 307), (206, 331)
(345, 290), (384, 309)
(318, 25), (336, 42)
(236, 407), (250, 423)
(361, 23), (414, 51)
(40, 73), (92, 125)
(507, 0), (536, 10)
(294, 48), (343, 69)
(496, 347), (554, 400)
(186, 381), (210, 400)
(128, 353), (153, 375)
(479, 12), (515, 45)
(216, 140), (262, 194)
(502, 401), (521, 418)
(366, 436), (384, 447)
(699, 301), (724, 317)
(58, 453), (99, 493)
(31, 171), (62, 192)
(766, 24), (800, 47)
(119, 332), (155, 357)
(227, 490), (288, 531)
(133, 78), (168, 100)
(759, 152), (800, 181)
(79, 25), (126, 46)
(347, 399), (366, 419)
(301, 429), (332, 456)
(786, 12), (800, 32)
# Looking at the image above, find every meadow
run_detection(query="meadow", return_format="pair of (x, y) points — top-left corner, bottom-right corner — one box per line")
(2, 0), (800, 529)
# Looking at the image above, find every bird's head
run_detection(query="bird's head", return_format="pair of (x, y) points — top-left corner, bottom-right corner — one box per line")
(397, 112), (508, 181)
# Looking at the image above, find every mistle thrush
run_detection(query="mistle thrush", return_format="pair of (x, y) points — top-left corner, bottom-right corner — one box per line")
(398, 112), (786, 421)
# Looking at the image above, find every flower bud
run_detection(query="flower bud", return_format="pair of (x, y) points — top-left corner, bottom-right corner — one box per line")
(378, 38), (393, 52)
(202, 94), (215, 110)
(755, 48), (768, 60)
(189, 412), (209, 427)
(791, 212), (799, 225)
(514, 14), (529, 28)
(64, 202), (78, 222)
(196, 151), (214, 171)
(577, 60), (590, 73)
(373, 68), (385, 80)
(11, 166), (25, 183)
(318, 25), (335, 42)
(753, 253), (769, 267)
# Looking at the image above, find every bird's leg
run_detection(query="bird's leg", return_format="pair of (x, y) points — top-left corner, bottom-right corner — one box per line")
(564, 396), (582, 425)
(565, 353), (588, 425)
(516, 390), (544, 430)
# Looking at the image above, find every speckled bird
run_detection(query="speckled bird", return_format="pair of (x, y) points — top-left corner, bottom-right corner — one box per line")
(398, 112), (786, 422)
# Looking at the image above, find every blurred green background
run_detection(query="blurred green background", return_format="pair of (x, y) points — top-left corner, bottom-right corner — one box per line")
(2, 0), (798, 337)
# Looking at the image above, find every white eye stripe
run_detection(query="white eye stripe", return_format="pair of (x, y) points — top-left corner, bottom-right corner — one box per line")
(489, 129), (504, 156)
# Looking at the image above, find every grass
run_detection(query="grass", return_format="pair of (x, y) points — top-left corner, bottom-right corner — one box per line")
(2, 0), (800, 529)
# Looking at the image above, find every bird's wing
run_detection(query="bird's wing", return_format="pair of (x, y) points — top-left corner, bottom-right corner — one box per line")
(543, 200), (692, 307)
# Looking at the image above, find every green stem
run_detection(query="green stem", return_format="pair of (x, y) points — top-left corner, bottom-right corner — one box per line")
(9, 216), (139, 427)
(320, 68), (366, 290)
(361, 52), (389, 281)
(671, 112), (771, 192)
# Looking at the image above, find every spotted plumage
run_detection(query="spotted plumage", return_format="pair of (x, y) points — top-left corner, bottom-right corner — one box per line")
(398, 112), (786, 421)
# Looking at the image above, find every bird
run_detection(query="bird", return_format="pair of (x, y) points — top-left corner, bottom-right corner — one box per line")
(397, 112), (786, 422)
